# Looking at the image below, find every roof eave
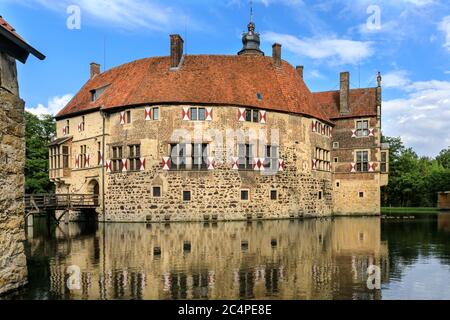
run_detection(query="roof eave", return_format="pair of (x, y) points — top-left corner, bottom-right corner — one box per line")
(0, 27), (46, 63)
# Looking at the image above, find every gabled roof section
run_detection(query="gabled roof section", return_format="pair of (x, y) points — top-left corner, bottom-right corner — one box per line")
(56, 55), (332, 124)
(313, 88), (378, 120)
(0, 16), (45, 63)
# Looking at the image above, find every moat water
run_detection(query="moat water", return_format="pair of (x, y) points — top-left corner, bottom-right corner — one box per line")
(4, 214), (450, 300)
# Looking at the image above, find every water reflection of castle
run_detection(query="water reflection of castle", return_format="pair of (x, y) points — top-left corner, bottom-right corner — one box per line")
(27, 218), (388, 300)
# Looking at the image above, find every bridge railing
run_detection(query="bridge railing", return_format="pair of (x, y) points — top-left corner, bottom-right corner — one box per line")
(25, 194), (100, 211)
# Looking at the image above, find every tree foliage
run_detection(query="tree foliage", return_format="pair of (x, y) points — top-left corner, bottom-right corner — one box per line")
(382, 136), (450, 207)
(25, 112), (55, 194)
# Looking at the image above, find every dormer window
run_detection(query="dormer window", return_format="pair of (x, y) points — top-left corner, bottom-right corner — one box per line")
(90, 85), (109, 102)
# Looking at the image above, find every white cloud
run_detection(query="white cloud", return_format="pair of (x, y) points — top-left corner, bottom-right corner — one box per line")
(264, 32), (373, 65)
(10, 0), (192, 31)
(26, 94), (74, 116)
(383, 80), (450, 156)
(439, 16), (450, 51)
(382, 70), (411, 89)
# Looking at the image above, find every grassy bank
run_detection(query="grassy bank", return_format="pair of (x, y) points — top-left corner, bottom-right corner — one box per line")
(382, 207), (440, 217)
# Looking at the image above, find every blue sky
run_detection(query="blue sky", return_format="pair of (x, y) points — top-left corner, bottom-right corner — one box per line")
(1, 0), (450, 157)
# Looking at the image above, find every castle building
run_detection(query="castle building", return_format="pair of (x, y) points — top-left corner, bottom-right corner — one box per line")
(50, 21), (389, 222)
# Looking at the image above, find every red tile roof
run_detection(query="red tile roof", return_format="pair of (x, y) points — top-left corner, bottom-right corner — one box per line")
(312, 88), (378, 119)
(56, 55), (332, 123)
(0, 15), (26, 42)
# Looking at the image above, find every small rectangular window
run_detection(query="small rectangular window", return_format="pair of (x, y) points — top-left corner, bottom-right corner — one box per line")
(336, 182), (340, 187)
(359, 192), (364, 198)
(241, 190), (249, 201)
(270, 190), (277, 200)
(191, 108), (198, 121)
(252, 110), (259, 123)
(183, 191), (191, 202)
(112, 146), (123, 172)
(62, 146), (69, 169)
(245, 109), (252, 122)
(153, 186), (161, 197)
(126, 111), (132, 124)
(381, 151), (387, 173)
(198, 108), (206, 121)
(334, 157), (339, 163)
(333, 142), (339, 149)
(153, 107), (159, 120)
(318, 191), (322, 200)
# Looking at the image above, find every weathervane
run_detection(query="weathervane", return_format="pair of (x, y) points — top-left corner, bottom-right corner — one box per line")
(250, 0), (253, 23)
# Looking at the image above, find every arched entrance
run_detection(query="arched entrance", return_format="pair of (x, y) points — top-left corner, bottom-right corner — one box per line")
(88, 180), (100, 206)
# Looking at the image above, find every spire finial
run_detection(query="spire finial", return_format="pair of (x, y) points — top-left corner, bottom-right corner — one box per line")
(250, 0), (253, 23)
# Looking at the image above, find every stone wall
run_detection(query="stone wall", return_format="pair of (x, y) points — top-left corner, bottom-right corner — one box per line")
(0, 52), (28, 295)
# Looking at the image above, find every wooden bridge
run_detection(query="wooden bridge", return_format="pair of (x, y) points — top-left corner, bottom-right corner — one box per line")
(25, 194), (99, 224)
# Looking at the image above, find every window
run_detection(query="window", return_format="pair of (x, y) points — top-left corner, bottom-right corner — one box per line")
(238, 144), (254, 170)
(334, 157), (339, 163)
(333, 142), (340, 149)
(356, 151), (369, 172)
(314, 147), (331, 172)
(62, 146), (69, 169)
(91, 85), (108, 102)
(241, 190), (249, 201)
(126, 111), (132, 124)
(356, 120), (369, 137)
(80, 116), (85, 132)
(336, 182), (340, 188)
(190, 107), (206, 121)
(183, 191), (191, 202)
(153, 186), (161, 197)
(359, 192), (364, 198)
(381, 151), (388, 173)
(252, 110), (259, 123)
(244, 109), (260, 123)
(66, 120), (70, 135)
(97, 142), (102, 166)
(270, 190), (278, 200)
(318, 191), (323, 200)
(112, 146), (123, 172)
(50, 146), (62, 170)
(264, 145), (279, 170)
(79, 145), (87, 169)
(153, 107), (159, 120)
(170, 143), (208, 171)
(128, 144), (141, 171)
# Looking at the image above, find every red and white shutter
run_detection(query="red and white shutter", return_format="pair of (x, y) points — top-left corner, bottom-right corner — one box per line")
(78, 123), (82, 132)
(321, 125), (326, 135)
(75, 155), (80, 169)
(206, 107), (213, 121)
(351, 129), (357, 138)
(105, 160), (112, 174)
(85, 154), (90, 168)
(162, 157), (171, 170)
(140, 158), (146, 171)
(312, 121), (317, 132)
(312, 159), (317, 170)
(207, 157), (215, 170)
(253, 158), (263, 171)
(369, 128), (375, 137)
(329, 127), (333, 138)
(278, 159), (285, 172)
(98, 151), (103, 166)
(120, 111), (126, 125)
(351, 163), (357, 173)
(62, 127), (67, 136)
(231, 157), (239, 170)
(182, 107), (191, 121)
(145, 107), (152, 121)
(369, 162), (375, 172)
(122, 159), (128, 172)
(238, 108), (246, 122)
(260, 110), (267, 124)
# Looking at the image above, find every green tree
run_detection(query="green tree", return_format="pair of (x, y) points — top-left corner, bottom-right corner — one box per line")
(25, 112), (55, 194)
(436, 148), (450, 169)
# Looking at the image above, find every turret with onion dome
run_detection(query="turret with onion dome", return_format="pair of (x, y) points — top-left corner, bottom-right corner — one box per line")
(238, 18), (264, 56)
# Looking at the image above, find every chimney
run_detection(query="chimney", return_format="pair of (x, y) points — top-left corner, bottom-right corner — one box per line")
(170, 34), (184, 69)
(90, 62), (101, 79)
(272, 43), (282, 67)
(296, 66), (304, 79)
(340, 72), (350, 114)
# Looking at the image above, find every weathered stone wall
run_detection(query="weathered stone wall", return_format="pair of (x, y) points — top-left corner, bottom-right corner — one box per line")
(103, 106), (333, 222)
(0, 52), (28, 294)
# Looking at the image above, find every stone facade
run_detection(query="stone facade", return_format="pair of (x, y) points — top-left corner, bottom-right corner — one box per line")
(0, 52), (28, 295)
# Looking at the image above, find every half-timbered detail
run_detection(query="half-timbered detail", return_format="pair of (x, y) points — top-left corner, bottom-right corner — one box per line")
(50, 20), (388, 222)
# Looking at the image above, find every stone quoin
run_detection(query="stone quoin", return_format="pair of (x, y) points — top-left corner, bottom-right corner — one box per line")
(49, 19), (389, 222)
